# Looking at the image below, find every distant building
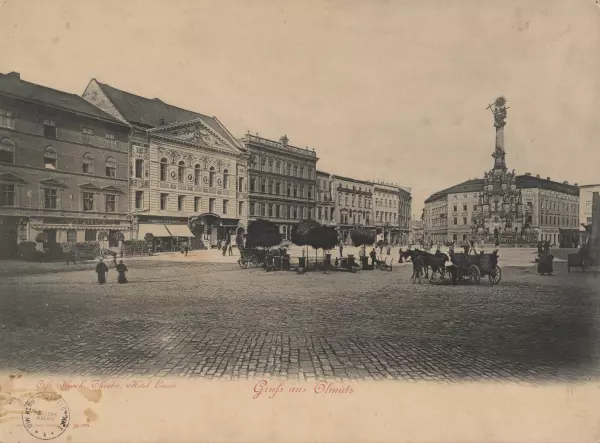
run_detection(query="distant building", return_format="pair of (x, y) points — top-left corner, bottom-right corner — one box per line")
(592, 192), (599, 249)
(579, 184), (600, 244)
(83, 79), (248, 250)
(316, 170), (335, 227)
(373, 181), (411, 244)
(0, 71), (130, 257)
(331, 175), (373, 244)
(242, 133), (317, 241)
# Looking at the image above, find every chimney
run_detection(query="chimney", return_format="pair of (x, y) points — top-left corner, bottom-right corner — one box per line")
(546, 177), (551, 180)
(575, 183), (578, 186)
(536, 174), (540, 178)
(6, 71), (20, 79)
(525, 172), (531, 176)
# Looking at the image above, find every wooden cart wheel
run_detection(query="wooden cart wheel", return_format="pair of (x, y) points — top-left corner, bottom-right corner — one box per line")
(488, 265), (501, 285)
(468, 264), (481, 285)
(249, 255), (258, 268)
(238, 259), (247, 269)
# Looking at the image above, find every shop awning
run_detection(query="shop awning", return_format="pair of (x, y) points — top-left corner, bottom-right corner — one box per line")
(166, 224), (195, 237)
(138, 224), (172, 238)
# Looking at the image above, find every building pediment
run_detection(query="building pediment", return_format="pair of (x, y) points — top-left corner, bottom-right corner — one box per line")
(102, 185), (125, 194)
(149, 118), (242, 155)
(0, 172), (26, 183)
(39, 178), (67, 188)
(79, 182), (103, 191)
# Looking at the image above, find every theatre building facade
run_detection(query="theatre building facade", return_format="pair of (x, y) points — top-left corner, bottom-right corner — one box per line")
(0, 72), (130, 258)
(83, 79), (248, 250)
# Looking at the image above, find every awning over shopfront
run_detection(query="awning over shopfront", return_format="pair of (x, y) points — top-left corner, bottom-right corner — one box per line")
(166, 224), (195, 237)
(138, 224), (172, 238)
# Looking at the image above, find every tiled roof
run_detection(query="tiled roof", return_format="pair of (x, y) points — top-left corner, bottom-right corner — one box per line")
(425, 174), (580, 203)
(425, 179), (483, 203)
(0, 72), (124, 123)
(95, 81), (240, 148)
(515, 175), (579, 196)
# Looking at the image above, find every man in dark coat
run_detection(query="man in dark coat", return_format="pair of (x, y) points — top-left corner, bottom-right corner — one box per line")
(370, 248), (378, 267)
(95, 259), (109, 285)
(184, 244), (189, 256)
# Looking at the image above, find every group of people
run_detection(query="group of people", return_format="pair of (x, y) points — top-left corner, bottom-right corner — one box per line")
(95, 257), (129, 284)
(217, 239), (235, 256)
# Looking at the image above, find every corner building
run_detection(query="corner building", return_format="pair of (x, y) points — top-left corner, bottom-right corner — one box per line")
(243, 134), (317, 240)
(0, 71), (130, 257)
(83, 79), (248, 250)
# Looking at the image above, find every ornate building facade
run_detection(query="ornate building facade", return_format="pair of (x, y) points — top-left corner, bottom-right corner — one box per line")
(0, 71), (130, 258)
(82, 79), (248, 250)
(373, 181), (411, 244)
(243, 134), (317, 240)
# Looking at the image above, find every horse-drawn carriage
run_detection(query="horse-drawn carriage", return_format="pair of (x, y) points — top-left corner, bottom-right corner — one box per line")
(447, 251), (501, 285)
(238, 247), (290, 271)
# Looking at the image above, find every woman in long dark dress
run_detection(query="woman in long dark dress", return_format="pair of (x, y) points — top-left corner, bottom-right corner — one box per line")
(116, 260), (128, 284)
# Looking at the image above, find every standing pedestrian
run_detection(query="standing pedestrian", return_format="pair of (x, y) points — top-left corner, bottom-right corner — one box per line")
(379, 243), (383, 255)
(411, 253), (423, 284)
(95, 258), (109, 285)
(222, 243), (227, 256)
(115, 260), (128, 284)
(228, 244), (233, 256)
(339, 243), (343, 258)
(386, 245), (391, 256)
(184, 243), (189, 256)
(370, 248), (377, 267)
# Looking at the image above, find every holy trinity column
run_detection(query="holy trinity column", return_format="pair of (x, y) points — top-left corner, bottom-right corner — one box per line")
(472, 97), (524, 243)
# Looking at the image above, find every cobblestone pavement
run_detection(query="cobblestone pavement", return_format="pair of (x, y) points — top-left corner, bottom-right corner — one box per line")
(0, 260), (598, 382)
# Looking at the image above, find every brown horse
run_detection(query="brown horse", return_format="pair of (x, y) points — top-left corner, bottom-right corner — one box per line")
(403, 249), (448, 279)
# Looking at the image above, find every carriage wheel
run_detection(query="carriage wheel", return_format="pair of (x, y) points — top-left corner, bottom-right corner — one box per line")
(468, 265), (481, 285)
(238, 259), (247, 269)
(488, 265), (501, 285)
(249, 255), (258, 268)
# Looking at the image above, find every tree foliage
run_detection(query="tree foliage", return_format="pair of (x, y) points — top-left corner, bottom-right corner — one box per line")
(144, 233), (155, 242)
(310, 226), (339, 251)
(350, 227), (375, 247)
(290, 220), (321, 247)
(246, 219), (281, 249)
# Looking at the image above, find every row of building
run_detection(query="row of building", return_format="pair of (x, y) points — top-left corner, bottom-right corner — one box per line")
(0, 71), (411, 257)
(420, 96), (598, 248)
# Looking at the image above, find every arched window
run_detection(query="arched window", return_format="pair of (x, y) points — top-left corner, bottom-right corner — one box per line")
(209, 166), (215, 187)
(276, 182), (281, 195)
(82, 153), (94, 174)
(0, 138), (15, 164)
(178, 161), (185, 183)
(300, 166), (304, 177)
(194, 164), (201, 185)
(238, 177), (244, 192)
(293, 185), (297, 198)
(287, 184), (291, 196)
(223, 169), (229, 189)
(261, 179), (266, 194)
(293, 165), (298, 177)
(160, 158), (168, 181)
(308, 186), (313, 199)
(269, 181), (275, 194)
(276, 161), (281, 173)
(44, 146), (57, 169)
(286, 163), (292, 175)
(250, 177), (256, 192)
(105, 156), (116, 177)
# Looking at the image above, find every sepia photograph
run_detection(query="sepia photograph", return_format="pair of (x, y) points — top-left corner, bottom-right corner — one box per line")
(0, 0), (599, 442)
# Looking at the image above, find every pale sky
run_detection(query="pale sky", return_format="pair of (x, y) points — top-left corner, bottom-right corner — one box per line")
(1, 0), (599, 216)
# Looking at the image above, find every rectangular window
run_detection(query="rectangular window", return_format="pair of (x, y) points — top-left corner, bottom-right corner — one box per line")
(106, 133), (116, 148)
(209, 198), (215, 213)
(453, 217), (457, 225)
(463, 204), (467, 211)
(238, 201), (243, 216)
(135, 159), (143, 178)
(160, 193), (168, 210)
(463, 217), (467, 225)
(82, 127), (94, 135)
(83, 192), (94, 211)
(105, 194), (116, 212)
(453, 205), (457, 212)
(43, 119), (56, 139)
(0, 109), (15, 129)
(44, 188), (58, 209)
(453, 234), (457, 241)
(250, 203), (255, 216)
(178, 195), (185, 211)
(223, 199), (229, 214)
(135, 191), (143, 209)
(194, 197), (201, 212)
(82, 127), (94, 144)
(85, 230), (97, 242)
(0, 140), (14, 164)
(67, 230), (77, 243)
(0, 184), (15, 206)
